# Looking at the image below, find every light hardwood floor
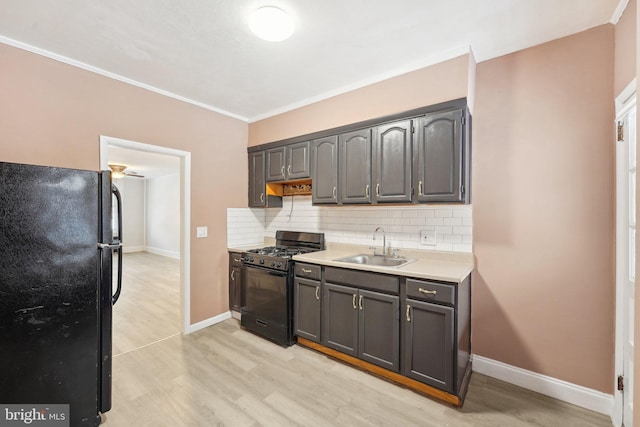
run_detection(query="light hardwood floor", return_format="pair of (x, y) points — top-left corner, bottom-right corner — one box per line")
(103, 255), (612, 427)
(112, 252), (181, 356)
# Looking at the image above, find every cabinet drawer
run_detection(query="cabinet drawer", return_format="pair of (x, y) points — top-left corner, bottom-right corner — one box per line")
(406, 279), (455, 306)
(325, 267), (399, 294)
(295, 263), (321, 280)
(230, 252), (243, 264)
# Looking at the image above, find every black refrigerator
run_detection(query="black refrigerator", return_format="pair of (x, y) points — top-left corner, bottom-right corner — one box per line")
(0, 161), (123, 426)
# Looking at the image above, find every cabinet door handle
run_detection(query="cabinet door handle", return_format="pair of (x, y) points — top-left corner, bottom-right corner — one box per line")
(315, 287), (320, 300)
(358, 295), (363, 310)
(418, 287), (437, 295)
(332, 186), (337, 199)
(302, 268), (312, 274)
(406, 304), (411, 322)
(231, 270), (235, 280)
(365, 184), (370, 198)
(418, 181), (423, 196)
(287, 165), (292, 175)
(233, 258), (242, 263)
(260, 193), (264, 203)
(376, 183), (380, 197)
(281, 165), (285, 176)
(352, 294), (357, 309)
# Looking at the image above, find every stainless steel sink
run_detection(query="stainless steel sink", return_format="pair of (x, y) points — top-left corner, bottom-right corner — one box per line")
(334, 253), (416, 268)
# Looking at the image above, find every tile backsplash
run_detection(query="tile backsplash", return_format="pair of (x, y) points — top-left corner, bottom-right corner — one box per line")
(228, 196), (472, 253)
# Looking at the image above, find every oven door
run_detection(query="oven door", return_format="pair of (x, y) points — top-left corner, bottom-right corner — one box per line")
(242, 265), (288, 324)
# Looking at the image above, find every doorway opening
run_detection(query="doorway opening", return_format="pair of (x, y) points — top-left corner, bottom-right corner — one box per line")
(614, 79), (636, 427)
(100, 136), (192, 347)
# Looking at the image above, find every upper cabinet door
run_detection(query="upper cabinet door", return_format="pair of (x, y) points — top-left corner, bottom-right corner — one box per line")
(286, 141), (311, 180)
(414, 110), (463, 203)
(312, 136), (339, 204)
(248, 151), (266, 207)
(266, 146), (286, 182)
(339, 128), (372, 204)
(373, 120), (413, 203)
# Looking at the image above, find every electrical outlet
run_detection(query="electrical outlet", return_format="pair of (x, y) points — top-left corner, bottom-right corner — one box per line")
(420, 229), (437, 246)
(196, 226), (208, 238)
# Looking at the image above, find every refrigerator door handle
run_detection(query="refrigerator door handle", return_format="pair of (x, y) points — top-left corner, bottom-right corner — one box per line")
(111, 184), (123, 305)
(98, 243), (121, 250)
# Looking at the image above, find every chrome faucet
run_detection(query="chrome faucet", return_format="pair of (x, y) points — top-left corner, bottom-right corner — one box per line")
(371, 227), (386, 256)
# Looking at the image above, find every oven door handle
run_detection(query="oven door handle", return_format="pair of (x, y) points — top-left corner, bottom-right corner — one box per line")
(242, 264), (288, 277)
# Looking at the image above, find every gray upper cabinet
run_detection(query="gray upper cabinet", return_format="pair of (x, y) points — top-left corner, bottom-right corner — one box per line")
(414, 109), (464, 203)
(248, 151), (266, 207)
(287, 141), (311, 180)
(252, 99), (471, 207)
(312, 136), (339, 204)
(265, 146), (286, 181)
(339, 128), (372, 204)
(266, 141), (311, 182)
(373, 120), (413, 203)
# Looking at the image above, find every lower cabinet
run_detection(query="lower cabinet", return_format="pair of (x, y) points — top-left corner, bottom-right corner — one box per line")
(323, 271), (400, 372)
(294, 277), (322, 342)
(228, 251), (243, 312)
(404, 299), (454, 393)
(294, 263), (323, 343)
(293, 263), (471, 404)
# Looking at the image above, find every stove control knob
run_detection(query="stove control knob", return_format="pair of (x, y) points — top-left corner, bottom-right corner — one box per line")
(248, 257), (254, 263)
(259, 259), (264, 265)
(277, 262), (282, 268)
(271, 261), (276, 267)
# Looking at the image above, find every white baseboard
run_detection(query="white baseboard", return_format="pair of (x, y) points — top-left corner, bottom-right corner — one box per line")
(122, 246), (145, 253)
(472, 355), (614, 416)
(145, 246), (180, 259)
(186, 311), (232, 334)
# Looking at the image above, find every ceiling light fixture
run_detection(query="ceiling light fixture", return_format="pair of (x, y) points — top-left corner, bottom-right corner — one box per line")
(108, 164), (127, 180)
(249, 6), (294, 42)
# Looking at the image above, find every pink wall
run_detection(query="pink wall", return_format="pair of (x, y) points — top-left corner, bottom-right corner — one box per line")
(615, 0), (637, 96)
(248, 55), (471, 145)
(0, 43), (248, 324)
(473, 25), (615, 393)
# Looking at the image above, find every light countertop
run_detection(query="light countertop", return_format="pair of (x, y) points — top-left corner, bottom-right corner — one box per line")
(293, 243), (473, 283)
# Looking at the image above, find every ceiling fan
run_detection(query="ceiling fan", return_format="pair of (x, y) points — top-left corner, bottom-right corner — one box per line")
(108, 164), (145, 179)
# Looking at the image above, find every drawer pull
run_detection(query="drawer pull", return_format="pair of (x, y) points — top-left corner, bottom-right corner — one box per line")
(301, 268), (312, 274)
(233, 258), (242, 263)
(352, 294), (357, 310)
(406, 304), (411, 322)
(418, 287), (437, 295)
(315, 287), (320, 300)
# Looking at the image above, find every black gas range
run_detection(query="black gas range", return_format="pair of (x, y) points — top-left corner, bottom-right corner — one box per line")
(241, 231), (325, 347)
(243, 246), (317, 271)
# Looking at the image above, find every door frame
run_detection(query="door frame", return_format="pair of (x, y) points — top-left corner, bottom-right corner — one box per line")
(614, 78), (636, 427)
(99, 135), (192, 334)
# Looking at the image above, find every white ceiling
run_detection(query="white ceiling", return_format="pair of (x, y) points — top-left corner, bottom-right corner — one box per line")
(0, 0), (623, 123)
